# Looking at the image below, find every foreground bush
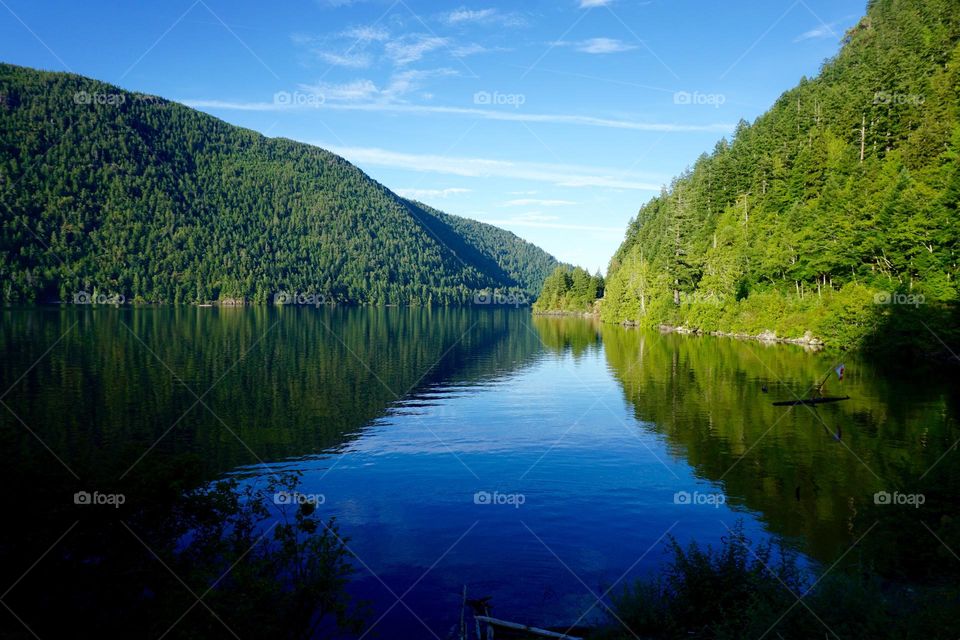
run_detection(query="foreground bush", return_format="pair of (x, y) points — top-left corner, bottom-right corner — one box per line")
(598, 521), (960, 639)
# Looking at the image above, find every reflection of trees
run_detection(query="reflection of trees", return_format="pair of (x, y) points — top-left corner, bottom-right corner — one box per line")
(530, 315), (601, 359)
(0, 307), (547, 637)
(603, 327), (958, 563)
(0, 306), (543, 477)
(534, 317), (958, 565)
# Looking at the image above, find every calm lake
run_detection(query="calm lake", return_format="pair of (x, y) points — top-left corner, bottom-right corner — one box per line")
(3, 307), (957, 637)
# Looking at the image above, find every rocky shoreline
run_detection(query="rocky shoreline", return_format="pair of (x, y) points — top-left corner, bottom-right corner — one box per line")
(531, 309), (599, 318)
(654, 324), (825, 348)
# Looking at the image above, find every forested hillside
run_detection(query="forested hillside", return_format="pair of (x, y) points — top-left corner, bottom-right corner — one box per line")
(532, 265), (604, 314)
(603, 0), (960, 350)
(403, 199), (559, 296)
(0, 63), (558, 305)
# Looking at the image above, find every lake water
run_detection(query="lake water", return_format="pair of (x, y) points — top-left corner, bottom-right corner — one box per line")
(2, 307), (957, 637)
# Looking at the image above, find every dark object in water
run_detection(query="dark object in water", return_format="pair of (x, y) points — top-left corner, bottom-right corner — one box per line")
(772, 396), (850, 407)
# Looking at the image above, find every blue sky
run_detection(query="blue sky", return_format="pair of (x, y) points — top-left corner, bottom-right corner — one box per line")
(0, 0), (865, 272)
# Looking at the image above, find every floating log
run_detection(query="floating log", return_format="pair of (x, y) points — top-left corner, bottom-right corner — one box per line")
(473, 616), (583, 640)
(772, 396), (850, 407)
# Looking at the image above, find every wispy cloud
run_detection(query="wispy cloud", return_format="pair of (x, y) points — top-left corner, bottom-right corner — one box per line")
(446, 8), (497, 24)
(553, 37), (637, 54)
(298, 24), (459, 69)
(793, 17), (853, 42)
(578, 0), (613, 7)
(442, 7), (526, 28)
(342, 25), (390, 42)
(502, 198), (577, 207)
(395, 187), (472, 199)
(385, 34), (450, 65)
(184, 98), (734, 134)
(317, 51), (372, 68)
(484, 212), (622, 233)
(318, 144), (665, 191)
(299, 68), (457, 103)
(450, 43), (506, 57)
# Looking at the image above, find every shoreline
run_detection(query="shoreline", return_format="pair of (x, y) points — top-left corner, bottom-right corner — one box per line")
(531, 309), (598, 318)
(643, 323), (826, 349)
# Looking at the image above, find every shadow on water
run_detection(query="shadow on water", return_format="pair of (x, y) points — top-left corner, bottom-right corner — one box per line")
(0, 305), (544, 638)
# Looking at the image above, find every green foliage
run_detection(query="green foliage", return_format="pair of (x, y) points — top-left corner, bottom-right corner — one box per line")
(1, 464), (365, 638)
(603, 0), (960, 350)
(532, 265), (604, 313)
(0, 64), (558, 305)
(599, 521), (960, 640)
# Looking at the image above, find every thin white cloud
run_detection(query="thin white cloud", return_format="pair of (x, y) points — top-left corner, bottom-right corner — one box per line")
(342, 25), (390, 42)
(320, 144), (665, 191)
(304, 79), (379, 101)
(299, 68), (457, 103)
(484, 216), (623, 233)
(184, 98), (734, 134)
(385, 35), (449, 65)
(442, 7), (526, 28)
(579, 0), (613, 7)
(502, 198), (577, 207)
(446, 8), (497, 24)
(580, 37), (636, 54)
(793, 17), (854, 42)
(317, 51), (372, 68)
(451, 43), (505, 57)
(554, 37), (637, 54)
(395, 187), (472, 199)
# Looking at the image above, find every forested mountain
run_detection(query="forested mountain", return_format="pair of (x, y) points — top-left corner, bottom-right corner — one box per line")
(0, 63), (559, 305)
(402, 199), (559, 297)
(603, 0), (960, 349)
